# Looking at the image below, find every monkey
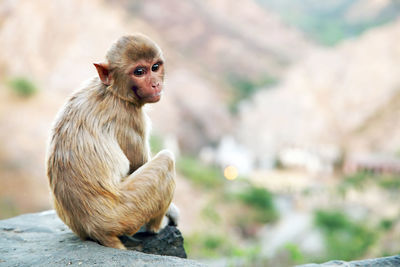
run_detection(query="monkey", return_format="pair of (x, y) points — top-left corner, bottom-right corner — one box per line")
(46, 34), (179, 250)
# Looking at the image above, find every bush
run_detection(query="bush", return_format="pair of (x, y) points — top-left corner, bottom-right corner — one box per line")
(236, 185), (278, 224)
(314, 210), (377, 261)
(239, 186), (274, 210)
(379, 218), (395, 231)
(8, 77), (38, 98)
(283, 243), (305, 264)
(177, 156), (224, 188)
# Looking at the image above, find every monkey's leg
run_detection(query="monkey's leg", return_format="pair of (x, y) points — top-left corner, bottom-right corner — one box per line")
(119, 150), (176, 236)
(145, 202), (180, 232)
(146, 213), (168, 233)
(146, 203), (181, 233)
(85, 150), (175, 249)
(96, 235), (127, 250)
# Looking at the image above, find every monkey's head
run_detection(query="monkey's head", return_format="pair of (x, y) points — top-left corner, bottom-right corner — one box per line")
(94, 34), (165, 106)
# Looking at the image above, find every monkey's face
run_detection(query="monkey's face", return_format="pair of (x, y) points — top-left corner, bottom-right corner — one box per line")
(127, 59), (164, 104)
(98, 34), (167, 106)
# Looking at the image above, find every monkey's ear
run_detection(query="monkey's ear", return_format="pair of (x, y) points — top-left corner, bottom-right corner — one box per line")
(94, 63), (111, 86)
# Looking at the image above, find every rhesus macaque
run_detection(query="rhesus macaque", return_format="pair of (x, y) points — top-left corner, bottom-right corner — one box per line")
(46, 34), (179, 250)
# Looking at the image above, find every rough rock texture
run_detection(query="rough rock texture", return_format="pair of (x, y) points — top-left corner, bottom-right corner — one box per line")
(121, 226), (187, 258)
(0, 210), (204, 267)
(298, 255), (400, 267)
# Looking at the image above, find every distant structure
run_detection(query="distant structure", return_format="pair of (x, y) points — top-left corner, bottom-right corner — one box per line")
(343, 154), (400, 175)
(277, 145), (341, 174)
(200, 136), (255, 176)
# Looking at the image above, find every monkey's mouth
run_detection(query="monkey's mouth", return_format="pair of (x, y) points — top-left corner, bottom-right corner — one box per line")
(138, 90), (163, 103)
(131, 86), (163, 103)
(145, 91), (163, 102)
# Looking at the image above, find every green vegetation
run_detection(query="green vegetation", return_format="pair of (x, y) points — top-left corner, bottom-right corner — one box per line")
(151, 137), (224, 189)
(174, 156), (275, 262)
(236, 185), (278, 224)
(176, 156), (225, 189)
(283, 243), (305, 264)
(379, 218), (395, 231)
(149, 134), (164, 154)
(339, 171), (400, 195)
(8, 77), (38, 98)
(314, 210), (377, 261)
(257, 0), (400, 46)
(228, 74), (278, 113)
(152, 139), (225, 189)
(220, 183), (279, 235)
(178, 163), (278, 260)
(184, 232), (261, 262)
(338, 171), (370, 194)
(201, 203), (221, 224)
(378, 175), (400, 191)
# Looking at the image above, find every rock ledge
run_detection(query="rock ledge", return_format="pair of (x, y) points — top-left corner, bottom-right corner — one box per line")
(298, 255), (400, 267)
(0, 210), (204, 267)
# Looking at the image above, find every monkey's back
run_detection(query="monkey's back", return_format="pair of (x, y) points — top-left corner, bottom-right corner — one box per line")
(46, 78), (133, 238)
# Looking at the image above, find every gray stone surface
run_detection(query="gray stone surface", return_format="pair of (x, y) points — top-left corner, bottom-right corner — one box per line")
(0, 210), (204, 267)
(298, 255), (400, 267)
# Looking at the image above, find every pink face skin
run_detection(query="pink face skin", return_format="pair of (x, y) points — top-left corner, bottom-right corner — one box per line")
(127, 59), (164, 104)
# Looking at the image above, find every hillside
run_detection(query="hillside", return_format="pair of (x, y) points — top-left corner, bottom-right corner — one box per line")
(0, 0), (311, 216)
(257, 0), (400, 45)
(120, 0), (313, 80)
(237, 18), (400, 162)
(2, 0), (400, 265)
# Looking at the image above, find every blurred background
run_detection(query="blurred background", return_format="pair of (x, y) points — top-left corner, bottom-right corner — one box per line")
(1, 0), (400, 266)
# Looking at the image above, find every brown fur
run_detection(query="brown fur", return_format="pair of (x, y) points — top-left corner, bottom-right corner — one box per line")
(46, 34), (176, 249)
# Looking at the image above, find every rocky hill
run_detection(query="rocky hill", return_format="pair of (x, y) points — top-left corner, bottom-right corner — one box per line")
(258, 0), (400, 45)
(121, 0), (313, 80)
(2, 1), (400, 264)
(0, 0), (312, 216)
(237, 18), (400, 162)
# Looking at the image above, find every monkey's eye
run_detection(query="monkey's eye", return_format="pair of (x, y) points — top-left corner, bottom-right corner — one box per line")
(133, 67), (146, 76)
(151, 63), (160, 72)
